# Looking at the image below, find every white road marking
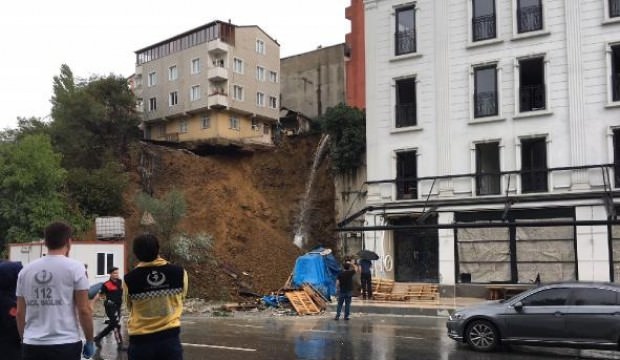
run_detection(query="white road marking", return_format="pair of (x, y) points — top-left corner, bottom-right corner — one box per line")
(393, 335), (424, 340)
(182, 343), (257, 352)
(227, 324), (264, 329)
(308, 329), (337, 334)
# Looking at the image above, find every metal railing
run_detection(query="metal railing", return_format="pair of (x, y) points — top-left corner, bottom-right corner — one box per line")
(396, 179), (417, 200)
(517, 4), (543, 33)
(474, 91), (498, 118)
(472, 14), (496, 41)
(395, 104), (417, 128)
(395, 29), (416, 55)
(611, 0), (620, 18)
(519, 84), (546, 112)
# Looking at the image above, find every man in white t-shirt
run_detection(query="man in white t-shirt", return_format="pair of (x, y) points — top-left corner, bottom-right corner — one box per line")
(16, 222), (95, 360)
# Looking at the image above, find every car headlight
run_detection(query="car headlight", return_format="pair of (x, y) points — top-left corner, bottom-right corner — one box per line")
(449, 312), (464, 321)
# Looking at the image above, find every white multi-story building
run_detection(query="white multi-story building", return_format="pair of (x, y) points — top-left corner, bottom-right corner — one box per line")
(358, 0), (620, 287)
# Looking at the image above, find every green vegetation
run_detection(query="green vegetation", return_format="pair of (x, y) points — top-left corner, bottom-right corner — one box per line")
(318, 103), (366, 174)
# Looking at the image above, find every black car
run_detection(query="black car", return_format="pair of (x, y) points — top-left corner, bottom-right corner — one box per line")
(446, 282), (620, 352)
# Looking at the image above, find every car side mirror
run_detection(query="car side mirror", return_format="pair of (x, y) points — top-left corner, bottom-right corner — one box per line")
(513, 301), (524, 312)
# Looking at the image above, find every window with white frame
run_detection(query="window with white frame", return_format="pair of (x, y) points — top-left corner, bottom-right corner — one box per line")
(256, 39), (266, 54)
(395, 5), (416, 55)
(149, 97), (157, 111)
(475, 142), (501, 195)
(395, 77), (417, 127)
(610, 43), (620, 103)
(190, 85), (201, 101)
(169, 91), (178, 106)
(201, 115), (210, 129)
(472, 0), (497, 42)
(256, 92), (265, 107)
(230, 115), (240, 130)
(233, 85), (244, 101)
(518, 57), (546, 112)
(516, 0), (543, 34)
(256, 66), (266, 81)
(179, 119), (188, 133)
(520, 137), (548, 193)
(473, 65), (498, 118)
(148, 72), (157, 87)
(168, 65), (178, 81)
(396, 150), (417, 199)
(269, 96), (277, 109)
(233, 58), (244, 74)
(269, 70), (278, 82)
(610, 0), (620, 18)
(614, 128), (620, 187)
(191, 58), (201, 74)
(96, 253), (114, 276)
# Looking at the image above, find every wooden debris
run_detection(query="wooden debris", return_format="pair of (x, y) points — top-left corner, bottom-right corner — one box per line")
(285, 290), (320, 315)
(301, 283), (327, 311)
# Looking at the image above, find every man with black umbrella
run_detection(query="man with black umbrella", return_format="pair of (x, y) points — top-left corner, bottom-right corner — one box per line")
(359, 258), (373, 300)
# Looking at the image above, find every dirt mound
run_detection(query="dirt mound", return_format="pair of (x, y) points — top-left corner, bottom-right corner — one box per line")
(122, 135), (337, 300)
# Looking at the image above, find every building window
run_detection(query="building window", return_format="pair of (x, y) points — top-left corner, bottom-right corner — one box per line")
(472, 0), (496, 41)
(256, 66), (266, 81)
(230, 115), (240, 130)
(395, 77), (417, 127)
(191, 58), (200, 74)
(149, 97), (157, 112)
(233, 58), (244, 74)
(256, 39), (266, 54)
(474, 65), (498, 118)
(395, 6), (416, 55)
(263, 123), (270, 135)
(169, 91), (178, 106)
(256, 92), (265, 107)
(96, 253), (114, 276)
(201, 116), (210, 129)
(233, 85), (244, 101)
(147, 72), (157, 87)
(516, 0), (543, 33)
(612, 44), (620, 102)
(269, 96), (277, 109)
(476, 142), (501, 195)
(269, 71), (278, 83)
(190, 85), (201, 101)
(610, 0), (620, 18)
(519, 57), (546, 112)
(251, 118), (260, 131)
(396, 150), (417, 199)
(212, 57), (224, 67)
(614, 129), (620, 187)
(521, 137), (548, 193)
(168, 65), (178, 81)
(179, 119), (188, 133)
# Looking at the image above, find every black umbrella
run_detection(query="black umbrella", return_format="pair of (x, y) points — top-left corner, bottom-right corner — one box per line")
(357, 249), (379, 261)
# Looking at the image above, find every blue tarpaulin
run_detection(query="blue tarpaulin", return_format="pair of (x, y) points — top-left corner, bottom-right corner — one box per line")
(291, 247), (340, 299)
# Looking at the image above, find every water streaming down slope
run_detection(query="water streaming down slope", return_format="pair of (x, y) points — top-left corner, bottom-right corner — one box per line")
(294, 134), (330, 248)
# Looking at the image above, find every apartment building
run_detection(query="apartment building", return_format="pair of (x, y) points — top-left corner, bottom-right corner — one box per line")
(134, 21), (280, 147)
(348, 0), (620, 287)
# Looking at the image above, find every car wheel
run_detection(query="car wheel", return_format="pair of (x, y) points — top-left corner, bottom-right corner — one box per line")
(465, 320), (499, 352)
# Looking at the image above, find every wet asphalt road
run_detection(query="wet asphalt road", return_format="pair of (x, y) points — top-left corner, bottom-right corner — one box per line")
(93, 313), (620, 360)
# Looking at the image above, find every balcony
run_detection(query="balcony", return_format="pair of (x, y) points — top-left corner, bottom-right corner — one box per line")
(208, 92), (229, 109)
(517, 5), (543, 33)
(207, 66), (228, 81)
(519, 84), (546, 112)
(207, 38), (230, 56)
(472, 15), (496, 42)
(396, 178), (417, 200)
(395, 29), (416, 55)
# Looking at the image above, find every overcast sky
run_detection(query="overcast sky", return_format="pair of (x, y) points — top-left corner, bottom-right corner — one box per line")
(0, 0), (350, 129)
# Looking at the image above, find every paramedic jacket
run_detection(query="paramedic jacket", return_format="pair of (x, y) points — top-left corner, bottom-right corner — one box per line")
(123, 257), (188, 343)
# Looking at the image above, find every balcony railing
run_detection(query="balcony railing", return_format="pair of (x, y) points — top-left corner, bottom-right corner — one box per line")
(611, 0), (620, 18)
(613, 73), (620, 102)
(517, 5), (543, 33)
(519, 84), (546, 112)
(476, 173), (501, 195)
(395, 29), (416, 55)
(474, 91), (498, 118)
(521, 169), (548, 193)
(395, 104), (417, 128)
(472, 14), (496, 42)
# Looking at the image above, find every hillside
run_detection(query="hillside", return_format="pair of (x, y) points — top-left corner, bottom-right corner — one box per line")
(122, 135), (337, 300)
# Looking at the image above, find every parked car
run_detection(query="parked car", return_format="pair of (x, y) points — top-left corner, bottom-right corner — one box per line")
(446, 282), (620, 352)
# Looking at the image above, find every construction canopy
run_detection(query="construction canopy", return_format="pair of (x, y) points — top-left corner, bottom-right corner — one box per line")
(291, 247), (340, 300)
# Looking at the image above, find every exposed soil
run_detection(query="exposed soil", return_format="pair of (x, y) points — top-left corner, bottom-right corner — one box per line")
(121, 135), (337, 300)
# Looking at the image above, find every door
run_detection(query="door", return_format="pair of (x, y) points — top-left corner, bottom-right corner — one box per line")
(564, 287), (620, 345)
(393, 217), (439, 282)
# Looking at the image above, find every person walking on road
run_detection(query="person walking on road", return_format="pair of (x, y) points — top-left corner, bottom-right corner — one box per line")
(15, 222), (95, 360)
(124, 234), (188, 360)
(334, 262), (356, 321)
(359, 258), (373, 300)
(94, 267), (123, 349)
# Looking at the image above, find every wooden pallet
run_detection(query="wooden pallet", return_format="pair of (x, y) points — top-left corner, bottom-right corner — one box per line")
(301, 284), (327, 311)
(285, 290), (321, 315)
(405, 284), (439, 301)
(372, 278), (395, 300)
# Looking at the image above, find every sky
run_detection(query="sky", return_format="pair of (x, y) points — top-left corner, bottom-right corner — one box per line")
(0, 0), (350, 129)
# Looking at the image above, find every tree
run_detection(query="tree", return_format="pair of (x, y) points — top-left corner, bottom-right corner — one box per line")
(318, 104), (366, 174)
(0, 134), (85, 245)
